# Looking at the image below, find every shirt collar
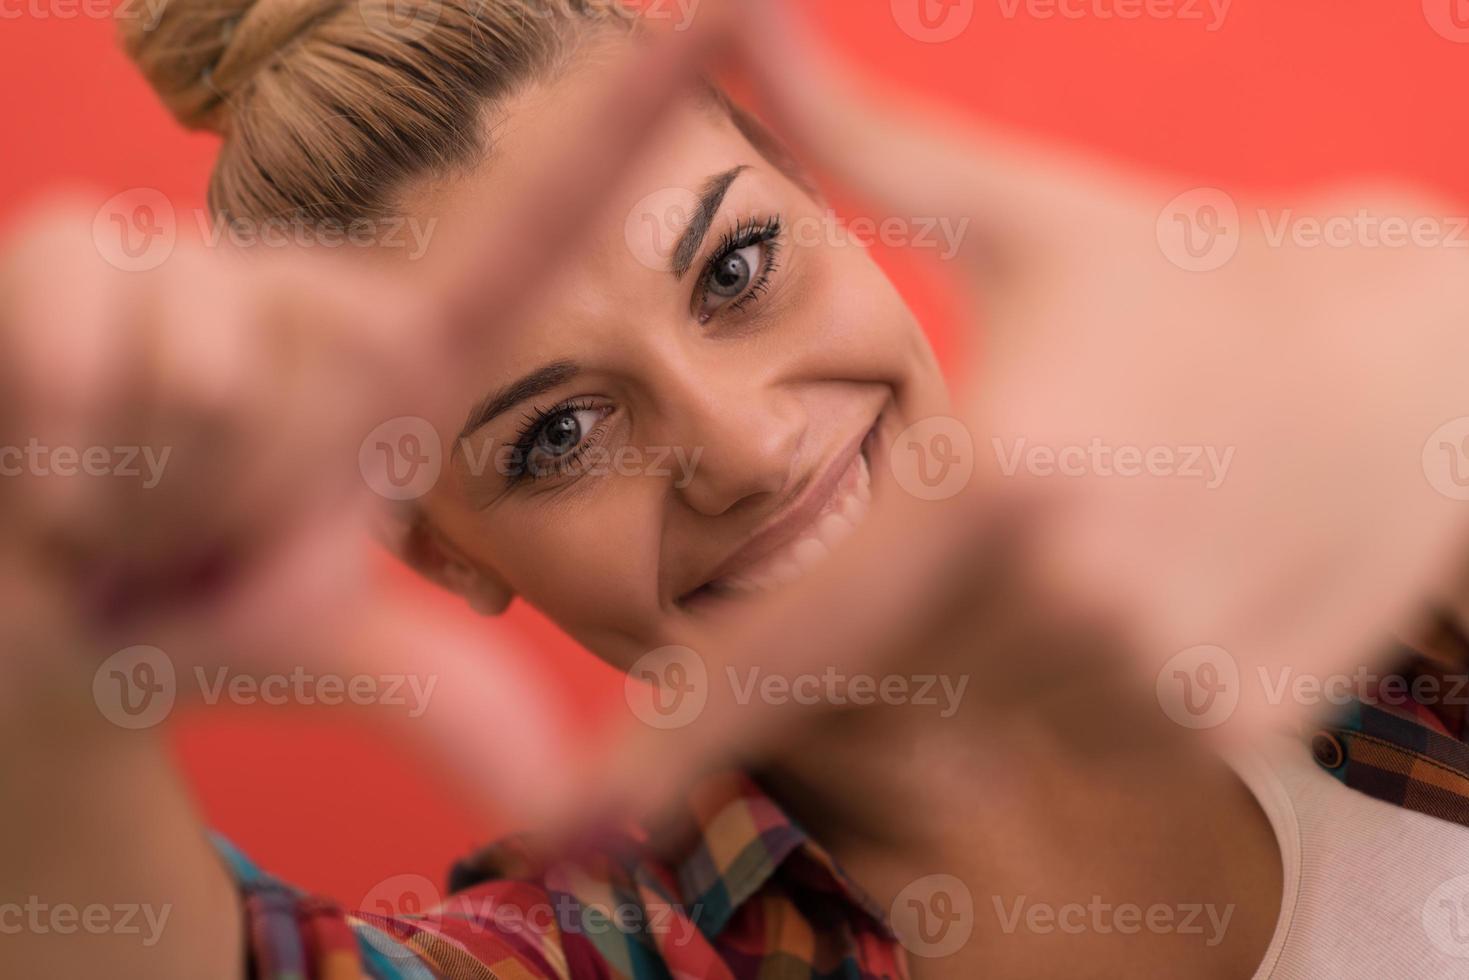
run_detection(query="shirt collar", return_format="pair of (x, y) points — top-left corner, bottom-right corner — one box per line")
(449, 769), (893, 942)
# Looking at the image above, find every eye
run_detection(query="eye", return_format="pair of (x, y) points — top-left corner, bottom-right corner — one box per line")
(517, 404), (607, 478)
(696, 217), (783, 322)
(707, 244), (760, 299)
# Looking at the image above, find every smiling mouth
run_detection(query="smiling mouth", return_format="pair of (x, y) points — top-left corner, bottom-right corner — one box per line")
(680, 422), (879, 607)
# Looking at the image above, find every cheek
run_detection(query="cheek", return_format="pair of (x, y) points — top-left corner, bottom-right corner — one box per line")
(478, 479), (669, 645)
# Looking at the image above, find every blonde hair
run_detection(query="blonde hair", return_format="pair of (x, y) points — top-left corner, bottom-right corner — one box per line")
(120, 0), (634, 224)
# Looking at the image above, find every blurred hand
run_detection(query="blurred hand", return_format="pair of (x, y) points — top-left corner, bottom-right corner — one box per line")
(568, 0), (1469, 825)
(0, 8), (733, 819)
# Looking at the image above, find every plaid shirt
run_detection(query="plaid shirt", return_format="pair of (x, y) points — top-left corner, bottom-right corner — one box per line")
(218, 623), (1469, 979)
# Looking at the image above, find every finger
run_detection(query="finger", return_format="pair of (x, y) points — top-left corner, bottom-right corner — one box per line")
(426, 0), (737, 374)
(722, 0), (1135, 288)
(532, 485), (992, 836)
(122, 499), (578, 820)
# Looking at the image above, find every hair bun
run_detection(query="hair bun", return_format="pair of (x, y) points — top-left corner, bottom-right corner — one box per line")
(119, 0), (339, 133)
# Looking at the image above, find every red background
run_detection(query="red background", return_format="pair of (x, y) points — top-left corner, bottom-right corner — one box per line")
(2, 0), (1466, 906)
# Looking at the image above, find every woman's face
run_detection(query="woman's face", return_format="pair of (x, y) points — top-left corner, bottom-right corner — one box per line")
(403, 48), (949, 669)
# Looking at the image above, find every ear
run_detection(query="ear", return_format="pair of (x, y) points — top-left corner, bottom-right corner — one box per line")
(376, 504), (515, 616)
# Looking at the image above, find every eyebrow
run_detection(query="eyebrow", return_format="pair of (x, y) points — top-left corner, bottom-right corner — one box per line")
(458, 360), (580, 441)
(455, 168), (748, 442)
(671, 166), (748, 279)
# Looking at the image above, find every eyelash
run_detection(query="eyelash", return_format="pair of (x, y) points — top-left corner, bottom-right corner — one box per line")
(507, 398), (608, 485)
(695, 215), (784, 323)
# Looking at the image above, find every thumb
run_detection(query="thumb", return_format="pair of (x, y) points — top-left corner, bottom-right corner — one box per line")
(725, 0), (1138, 294)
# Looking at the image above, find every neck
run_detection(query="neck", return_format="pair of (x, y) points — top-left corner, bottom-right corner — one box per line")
(758, 667), (1283, 979)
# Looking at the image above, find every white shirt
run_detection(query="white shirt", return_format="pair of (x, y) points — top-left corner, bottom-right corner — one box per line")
(1230, 735), (1469, 979)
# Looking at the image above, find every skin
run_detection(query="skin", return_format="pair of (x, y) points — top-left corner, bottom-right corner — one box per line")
(5, 5), (1468, 977)
(394, 38), (1284, 980)
(405, 65), (946, 668)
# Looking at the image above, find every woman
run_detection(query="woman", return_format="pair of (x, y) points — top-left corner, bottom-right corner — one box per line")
(4, 0), (1469, 977)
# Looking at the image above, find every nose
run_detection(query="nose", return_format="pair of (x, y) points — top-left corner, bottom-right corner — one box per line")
(668, 381), (803, 518)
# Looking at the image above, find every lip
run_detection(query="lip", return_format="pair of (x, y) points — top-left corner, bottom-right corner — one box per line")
(683, 420), (878, 602)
